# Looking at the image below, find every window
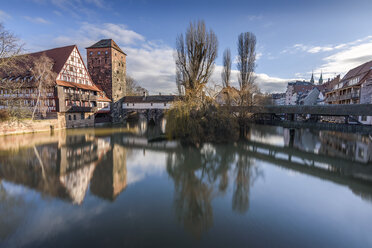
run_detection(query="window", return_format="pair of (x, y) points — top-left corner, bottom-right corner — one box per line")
(88, 115), (91, 119)
(71, 57), (74, 62)
(73, 115), (76, 120)
(361, 116), (367, 121)
(98, 51), (101, 55)
(69, 66), (73, 72)
(90, 52), (93, 55)
(164, 103), (167, 106)
(81, 113), (84, 120)
(105, 51), (108, 55)
(68, 115), (71, 121)
(151, 103), (153, 106)
(127, 103), (129, 106)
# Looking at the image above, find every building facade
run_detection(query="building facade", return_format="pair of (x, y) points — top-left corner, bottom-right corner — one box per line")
(324, 60), (372, 124)
(0, 45), (110, 128)
(86, 39), (127, 122)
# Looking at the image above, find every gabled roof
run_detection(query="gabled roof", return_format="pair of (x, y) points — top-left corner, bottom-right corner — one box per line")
(56, 80), (100, 91)
(342, 60), (372, 82)
(29, 45), (76, 75)
(86, 39), (126, 55)
(0, 45), (76, 79)
(293, 85), (314, 94)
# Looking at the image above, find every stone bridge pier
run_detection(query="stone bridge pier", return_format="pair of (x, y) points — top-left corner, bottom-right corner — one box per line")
(123, 109), (166, 124)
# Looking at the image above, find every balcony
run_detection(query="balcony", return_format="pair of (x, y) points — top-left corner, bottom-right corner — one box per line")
(64, 106), (97, 113)
(339, 92), (359, 101)
(64, 93), (97, 101)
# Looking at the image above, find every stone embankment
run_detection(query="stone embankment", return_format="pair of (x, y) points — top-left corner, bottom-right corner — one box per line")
(0, 119), (60, 136)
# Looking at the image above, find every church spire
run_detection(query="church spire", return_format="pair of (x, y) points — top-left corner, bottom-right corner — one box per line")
(310, 71), (315, 84)
(318, 71), (323, 85)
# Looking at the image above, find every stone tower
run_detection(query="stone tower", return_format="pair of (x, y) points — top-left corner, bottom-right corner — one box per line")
(86, 39), (126, 121)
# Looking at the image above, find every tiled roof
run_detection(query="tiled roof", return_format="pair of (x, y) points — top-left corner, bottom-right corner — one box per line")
(86, 39), (126, 55)
(293, 85), (314, 94)
(97, 95), (111, 102)
(29, 45), (76, 75)
(123, 95), (178, 103)
(56, 80), (100, 91)
(0, 45), (76, 79)
(342, 60), (372, 81)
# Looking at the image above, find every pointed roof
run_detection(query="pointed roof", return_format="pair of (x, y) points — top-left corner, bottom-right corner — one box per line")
(342, 60), (372, 82)
(310, 71), (315, 84)
(0, 45), (76, 78)
(86, 39), (126, 55)
(28, 45), (76, 75)
(319, 71), (323, 85)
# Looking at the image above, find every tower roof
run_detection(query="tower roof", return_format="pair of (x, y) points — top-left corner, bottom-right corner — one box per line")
(310, 71), (315, 84)
(86, 39), (126, 55)
(318, 71), (323, 85)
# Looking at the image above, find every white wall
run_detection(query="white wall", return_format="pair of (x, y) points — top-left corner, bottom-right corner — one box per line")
(122, 102), (172, 110)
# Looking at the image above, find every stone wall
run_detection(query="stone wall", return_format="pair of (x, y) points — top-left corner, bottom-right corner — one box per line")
(58, 112), (95, 128)
(0, 119), (60, 136)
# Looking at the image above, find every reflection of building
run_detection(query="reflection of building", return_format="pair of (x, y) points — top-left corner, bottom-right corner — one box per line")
(283, 128), (372, 163)
(283, 128), (320, 153)
(319, 131), (372, 163)
(0, 133), (112, 204)
(90, 144), (127, 201)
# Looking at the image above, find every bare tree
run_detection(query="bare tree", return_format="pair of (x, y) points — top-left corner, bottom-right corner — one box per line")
(221, 48), (231, 88)
(237, 32), (257, 105)
(0, 23), (30, 120)
(0, 23), (24, 72)
(175, 20), (218, 100)
(125, 75), (149, 96)
(30, 54), (56, 120)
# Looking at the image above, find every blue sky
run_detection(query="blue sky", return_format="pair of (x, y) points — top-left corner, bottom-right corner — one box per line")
(1, 0), (372, 93)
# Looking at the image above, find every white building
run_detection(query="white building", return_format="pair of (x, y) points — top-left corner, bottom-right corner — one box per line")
(122, 95), (177, 110)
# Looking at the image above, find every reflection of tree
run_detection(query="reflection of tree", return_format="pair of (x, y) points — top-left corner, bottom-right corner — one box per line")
(166, 144), (262, 238)
(232, 149), (262, 214)
(0, 181), (29, 241)
(167, 147), (214, 239)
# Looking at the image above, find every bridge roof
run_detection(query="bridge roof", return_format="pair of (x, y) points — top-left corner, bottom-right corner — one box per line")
(123, 95), (179, 103)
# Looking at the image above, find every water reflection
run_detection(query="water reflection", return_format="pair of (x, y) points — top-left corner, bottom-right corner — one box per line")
(0, 124), (372, 242)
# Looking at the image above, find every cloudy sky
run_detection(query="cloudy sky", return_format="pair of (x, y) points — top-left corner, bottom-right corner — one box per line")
(1, 0), (372, 94)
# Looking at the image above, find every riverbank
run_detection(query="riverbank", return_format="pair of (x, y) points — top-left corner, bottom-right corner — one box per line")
(0, 119), (62, 136)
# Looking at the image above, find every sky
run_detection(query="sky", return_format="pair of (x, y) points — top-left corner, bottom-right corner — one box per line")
(1, 0), (372, 94)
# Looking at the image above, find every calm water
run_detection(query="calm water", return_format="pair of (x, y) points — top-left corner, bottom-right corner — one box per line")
(0, 123), (372, 247)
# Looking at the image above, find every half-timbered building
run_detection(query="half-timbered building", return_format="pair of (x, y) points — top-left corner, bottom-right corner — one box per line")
(0, 45), (111, 128)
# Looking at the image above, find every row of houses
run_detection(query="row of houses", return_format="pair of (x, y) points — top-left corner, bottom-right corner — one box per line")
(273, 60), (372, 124)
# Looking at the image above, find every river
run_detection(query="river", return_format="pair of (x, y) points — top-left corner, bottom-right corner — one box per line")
(0, 123), (371, 247)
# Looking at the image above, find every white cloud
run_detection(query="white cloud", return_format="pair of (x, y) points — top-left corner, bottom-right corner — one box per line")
(315, 40), (372, 79)
(24, 16), (51, 24)
(0, 10), (11, 21)
(211, 65), (294, 93)
(284, 35), (372, 55)
(30, 22), (292, 95)
(51, 22), (176, 94)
